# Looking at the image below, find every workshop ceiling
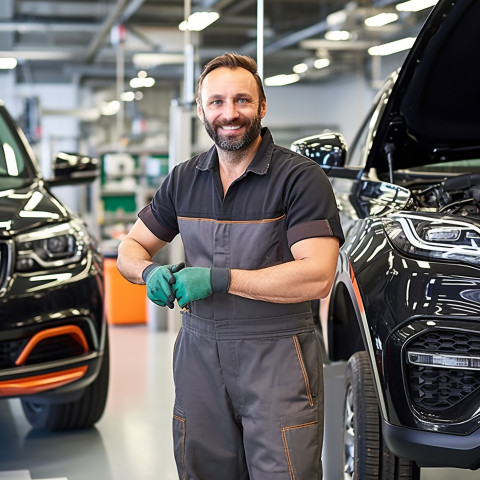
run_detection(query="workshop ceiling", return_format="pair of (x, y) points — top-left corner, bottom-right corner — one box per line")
(3, 0), (434, 89)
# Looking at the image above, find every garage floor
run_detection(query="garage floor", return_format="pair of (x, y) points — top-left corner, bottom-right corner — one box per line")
(0, 324), (478, 480)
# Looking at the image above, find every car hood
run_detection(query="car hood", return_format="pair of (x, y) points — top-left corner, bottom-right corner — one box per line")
(0, 183), (70, 237)
(368, 0), (480, 175)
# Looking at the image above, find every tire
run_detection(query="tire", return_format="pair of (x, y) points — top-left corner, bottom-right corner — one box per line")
(21, 330), (110, 431)
(343, 351), (420, 480)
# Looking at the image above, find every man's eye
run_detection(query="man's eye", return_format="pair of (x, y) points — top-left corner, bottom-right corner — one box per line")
(212, 100), (222, 105)
(237, 98), (249, 104)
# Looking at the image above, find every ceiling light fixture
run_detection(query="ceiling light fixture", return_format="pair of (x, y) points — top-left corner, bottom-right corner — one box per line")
(324, 30), (351, 41)
(179, 12), (220, 32)
(100, 101), (120, 116)
(314, 58), (331, 69)
(396, 0), (438, 12)
(133, 53), (184, 68)
(365, 12), (399, 27)
(264, 74), (300, 87)
(129, 77), (155, 88)
(293, 63), (308, 74)
(0, 57), (17, 69)
(120, 92), (135, 102)
(368, 36), (416, 56)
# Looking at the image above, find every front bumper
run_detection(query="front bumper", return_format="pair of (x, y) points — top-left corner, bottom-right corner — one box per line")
(383, 420), (480, 469)
(0, 254), (106, 401)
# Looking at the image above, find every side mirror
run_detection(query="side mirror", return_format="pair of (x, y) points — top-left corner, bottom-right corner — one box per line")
(291, 133), (347, 167)
(48, 152), (99, 186)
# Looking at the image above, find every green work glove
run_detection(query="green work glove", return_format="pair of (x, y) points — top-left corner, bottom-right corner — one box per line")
(142, 262), (185, 308)
(173, 267), (230, 308)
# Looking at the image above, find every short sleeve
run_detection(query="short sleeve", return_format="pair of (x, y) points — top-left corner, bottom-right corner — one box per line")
(138, 168), (179, 242)
(284, 159), (344, 248)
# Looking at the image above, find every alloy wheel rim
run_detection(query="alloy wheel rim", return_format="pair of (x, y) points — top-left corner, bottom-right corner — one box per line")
(344, 384), (355, 479)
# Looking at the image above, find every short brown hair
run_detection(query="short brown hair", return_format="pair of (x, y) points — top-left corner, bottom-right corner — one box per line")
(196, 52), (266, 104)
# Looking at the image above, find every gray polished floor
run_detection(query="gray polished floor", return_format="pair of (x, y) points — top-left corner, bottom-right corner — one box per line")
(0, 324), (477, 479)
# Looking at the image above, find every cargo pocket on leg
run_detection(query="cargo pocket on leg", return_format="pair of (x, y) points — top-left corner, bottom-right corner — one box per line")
(281, 411), (321, 480)
(173, 405), (186, 480)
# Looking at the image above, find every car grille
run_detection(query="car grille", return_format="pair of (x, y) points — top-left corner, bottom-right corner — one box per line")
(0, 338), (29, 369)
(406, 330), (480, 416)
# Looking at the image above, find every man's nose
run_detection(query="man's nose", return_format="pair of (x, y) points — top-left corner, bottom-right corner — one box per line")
(223, 101), (240, 119)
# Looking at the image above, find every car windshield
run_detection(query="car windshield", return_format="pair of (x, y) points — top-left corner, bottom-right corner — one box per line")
(401, 158), (480, 174)
(0, 107), (34, 190)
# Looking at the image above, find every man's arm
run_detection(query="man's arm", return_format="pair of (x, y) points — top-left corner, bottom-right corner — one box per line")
(229, 236), (339, 303)
(117, 219), (168, 285)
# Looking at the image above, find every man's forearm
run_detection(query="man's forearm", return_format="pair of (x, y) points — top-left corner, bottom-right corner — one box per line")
(228, 259), (333, 304)
(117, 237), (154, 285)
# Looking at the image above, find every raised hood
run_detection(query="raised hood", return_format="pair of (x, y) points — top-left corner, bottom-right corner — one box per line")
(0, 183), (70, 237)
(367, 0), (480, 177)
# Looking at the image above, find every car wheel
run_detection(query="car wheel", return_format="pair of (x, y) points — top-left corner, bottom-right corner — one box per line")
(21, 330), (110, 431)
(343, 351), (420, 480)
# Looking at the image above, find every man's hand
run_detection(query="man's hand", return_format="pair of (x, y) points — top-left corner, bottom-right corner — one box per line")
(173, 267), (230, 308)
(143, 263), (185, 308)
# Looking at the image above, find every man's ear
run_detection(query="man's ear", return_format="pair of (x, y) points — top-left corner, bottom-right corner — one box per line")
(260, 100), (267, 119)
(196, 101), (204, 123)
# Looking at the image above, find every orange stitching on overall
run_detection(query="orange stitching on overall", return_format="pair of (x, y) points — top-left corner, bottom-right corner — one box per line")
(292, 335), (314, 407)
(173, 415), (186, 480)
(281, 427), (296, 480)
(177, 214), (286, 225)
(281, 421), (319, 480)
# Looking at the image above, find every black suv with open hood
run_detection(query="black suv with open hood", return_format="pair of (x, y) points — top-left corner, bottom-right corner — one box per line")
(0, 100), (108, 430)
(292, 1), (480, 478)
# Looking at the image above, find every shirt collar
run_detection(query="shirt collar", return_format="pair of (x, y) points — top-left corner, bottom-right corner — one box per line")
(196, 127), (274, 176)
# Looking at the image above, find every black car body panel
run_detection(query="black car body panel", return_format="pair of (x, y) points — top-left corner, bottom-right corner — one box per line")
(293, 0), (480, 471)
(0, 100), (108, 429)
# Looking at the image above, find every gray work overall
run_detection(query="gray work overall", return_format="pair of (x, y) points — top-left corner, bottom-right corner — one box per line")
(140, 128), (343, 479)
(172, 310), (324, 480)
(172, 200), (324, 479)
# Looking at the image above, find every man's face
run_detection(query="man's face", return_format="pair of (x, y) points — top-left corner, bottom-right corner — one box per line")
(197, 67), (267, 152)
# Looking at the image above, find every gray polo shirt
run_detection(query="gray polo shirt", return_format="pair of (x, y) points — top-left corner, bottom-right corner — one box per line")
(139, 127), (344, 321)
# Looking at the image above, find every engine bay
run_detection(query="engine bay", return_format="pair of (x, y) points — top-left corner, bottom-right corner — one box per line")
(406, 174), (480, 216)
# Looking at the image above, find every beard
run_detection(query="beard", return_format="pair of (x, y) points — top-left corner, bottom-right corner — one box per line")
(202, 107), (262, 152)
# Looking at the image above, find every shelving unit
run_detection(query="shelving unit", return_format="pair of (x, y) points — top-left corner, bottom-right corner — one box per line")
(99, 150), (168, 242)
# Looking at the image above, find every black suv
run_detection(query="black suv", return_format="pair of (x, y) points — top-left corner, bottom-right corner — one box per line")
(293, 1), (480, 478)
(0, 100), (108, 431)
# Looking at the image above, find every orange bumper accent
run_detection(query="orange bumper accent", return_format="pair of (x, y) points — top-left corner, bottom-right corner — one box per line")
(0, 365), (88, 396)
(15, 325), (89, 366)
(349, 262), (365, 314)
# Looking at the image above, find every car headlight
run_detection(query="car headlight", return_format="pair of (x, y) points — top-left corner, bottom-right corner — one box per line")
(16, 221), (86, 272)
(383, 213), (480, 266)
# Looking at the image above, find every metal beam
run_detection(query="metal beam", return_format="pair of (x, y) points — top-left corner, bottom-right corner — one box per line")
(83, 0), (134, 63)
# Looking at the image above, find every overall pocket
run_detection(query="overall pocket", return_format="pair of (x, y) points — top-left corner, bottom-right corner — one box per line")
(281, 410), (322, 480)
(291, 331), (323, 408)
(173, 404), (186, 480)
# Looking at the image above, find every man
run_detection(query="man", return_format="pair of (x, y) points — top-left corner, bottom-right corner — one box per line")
(117, 52), (344, 480)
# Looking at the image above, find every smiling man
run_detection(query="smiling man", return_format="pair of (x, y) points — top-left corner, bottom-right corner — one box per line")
(117, 52), (344, 479)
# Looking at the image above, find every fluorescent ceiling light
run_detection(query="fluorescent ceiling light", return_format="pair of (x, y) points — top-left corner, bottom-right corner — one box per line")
(293, 63), (308, 74)
(179, 12), (219, 31)
(265, 74), (300, 87)
(368, 37), (416, 56)
(396, 0), (437, 12)
(130, 77), (155, 88)
(120, 91), (135, 102)
(132, 53), (184, 68)
(100, 101), (120, 116)
(324, 30), (351, 41)
(0, 57), (17, 69)
(365, 12), (399, 27)
(314, 58), (330, 69)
